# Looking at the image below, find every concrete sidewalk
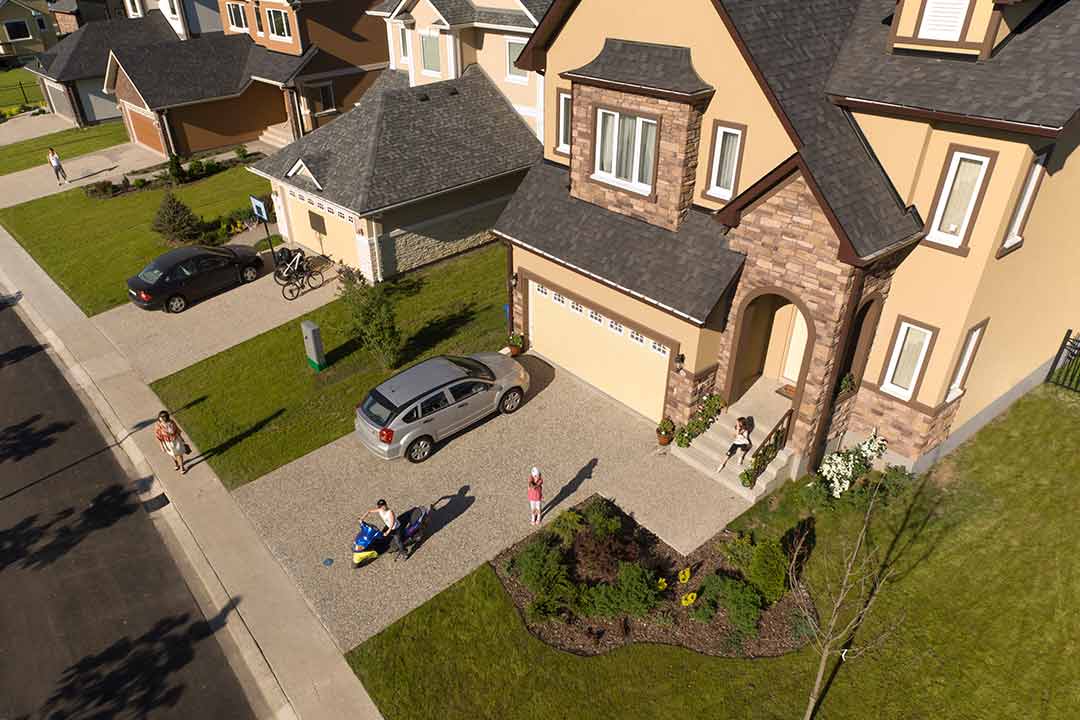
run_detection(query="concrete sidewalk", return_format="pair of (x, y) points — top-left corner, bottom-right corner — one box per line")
(0, 142), (161, 208)
(0, 224), (382, 719)
(0, 112), (72, 146)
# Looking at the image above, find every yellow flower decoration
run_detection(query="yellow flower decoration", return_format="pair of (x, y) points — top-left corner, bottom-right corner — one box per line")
(681, 592), (697, 607)
(678, 567), (692, 585)
(656, 578), (668, 591)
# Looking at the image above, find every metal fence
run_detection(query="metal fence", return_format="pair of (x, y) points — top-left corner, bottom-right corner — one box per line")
(1047, 329), (1080, 392)
(0, 81), (44, 108)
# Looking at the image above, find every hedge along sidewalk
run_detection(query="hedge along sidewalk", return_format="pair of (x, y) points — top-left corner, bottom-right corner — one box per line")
(0, 166), (269, 316)
(151, 244), (509, 490)
(0, 120), (127, 176)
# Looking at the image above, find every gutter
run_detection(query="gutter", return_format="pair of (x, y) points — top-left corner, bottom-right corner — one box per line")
(831, 94), (1062, 138)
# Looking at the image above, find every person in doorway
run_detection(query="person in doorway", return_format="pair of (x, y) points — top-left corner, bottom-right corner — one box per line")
(528, 467), (543, 525)
(717, 416), (752, 472)
(154, 410), (188, 474)
(363, 499), (407, 560)
(47, 148), (67, 186)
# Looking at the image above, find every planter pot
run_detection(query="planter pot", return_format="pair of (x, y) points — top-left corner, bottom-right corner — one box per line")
(509, 345), (522, 357)
(657, 432), (672, 446)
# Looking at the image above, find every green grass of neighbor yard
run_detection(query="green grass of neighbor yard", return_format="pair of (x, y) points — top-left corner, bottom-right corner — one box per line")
(347, 385), (1080, 719)
(0, 67), (44, 110)
(0, 121), (127, 176)
(0, 167), (269, 315)
(151, 245), (508, 490)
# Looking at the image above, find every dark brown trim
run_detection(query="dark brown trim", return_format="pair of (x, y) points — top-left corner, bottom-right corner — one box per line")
(874, 314), (940, 410)
(909, 0), (978, 46)
(515, 0), (577, 72)
(552, 85), (572, 158)
(504, 238), (514, 334)
(558, 72), (714, 104)
(829, 94), (1062, 139)
(980, 8), (1003, 59)
(887, 0), (905, 51)
(715, 153), (800, 226)
(922, 142), (999, 256)
(515, 266), (682, 418)
(996, 145), (1052, 259)
(850, 294), (885, 388)
(699, 118), (747, 205)
(945, 316), (989, 400)
(586, 102), (662, 204)
(892, 36), (983, 51)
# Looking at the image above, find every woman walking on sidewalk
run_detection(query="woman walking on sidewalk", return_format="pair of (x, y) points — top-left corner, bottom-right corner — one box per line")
(155, 411), (189, 474)
(47, 148), (67, 186)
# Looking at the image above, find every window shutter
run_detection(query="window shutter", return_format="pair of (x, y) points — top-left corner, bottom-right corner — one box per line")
(918, 0), (971, 42)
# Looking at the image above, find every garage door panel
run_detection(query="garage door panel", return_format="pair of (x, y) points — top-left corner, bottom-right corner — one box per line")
(529, 281), (669, 421)
(75, 78), (119, 123)
(126, 108), (163, 154)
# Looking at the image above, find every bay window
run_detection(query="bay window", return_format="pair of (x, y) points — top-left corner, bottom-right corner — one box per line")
(593, 108), (657, 195)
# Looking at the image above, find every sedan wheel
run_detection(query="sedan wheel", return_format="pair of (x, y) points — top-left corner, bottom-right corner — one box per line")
(499, 388), (524, 414)
(166, 295), (187, 313)
(406, 436), (433, 463)
(241, 265), (259, 283)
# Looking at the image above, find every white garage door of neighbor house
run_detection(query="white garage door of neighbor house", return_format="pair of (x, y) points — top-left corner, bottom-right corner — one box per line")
(528, 280), (670, 421)
(75, 78), (120, 123)
(46, 83), (74, 121)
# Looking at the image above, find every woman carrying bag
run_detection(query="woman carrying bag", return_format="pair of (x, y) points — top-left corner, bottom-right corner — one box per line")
(154, 411), (190, 474)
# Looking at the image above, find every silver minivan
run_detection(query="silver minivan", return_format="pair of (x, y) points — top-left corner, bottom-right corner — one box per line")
(354, 353), (531, 462)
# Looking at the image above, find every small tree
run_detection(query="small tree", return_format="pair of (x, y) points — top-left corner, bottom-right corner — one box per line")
(152, 191), (201, 245)
(167, 154), (186, 184)
(337, 265), (401, 369)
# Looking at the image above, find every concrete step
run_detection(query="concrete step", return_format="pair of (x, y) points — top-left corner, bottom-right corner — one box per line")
(672, 439), (795, 503)
(258, 125), (293, 149)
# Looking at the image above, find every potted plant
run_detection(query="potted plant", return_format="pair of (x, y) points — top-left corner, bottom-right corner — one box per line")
(656, 418), (675, 446)
(508, 332), (524, 357)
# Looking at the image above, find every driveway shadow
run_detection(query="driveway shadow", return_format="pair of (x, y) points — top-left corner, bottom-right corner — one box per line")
(516, 354), (555, 399)
(543, 458), (598, 517)
(426, 484), (475, 538)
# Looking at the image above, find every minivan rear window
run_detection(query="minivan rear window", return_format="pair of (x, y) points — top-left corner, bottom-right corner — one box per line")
(360, 390), (397, 427)
(447, 356), (495, 381)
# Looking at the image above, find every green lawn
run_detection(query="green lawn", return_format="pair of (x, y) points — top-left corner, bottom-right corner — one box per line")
(0, 167), (269, 315)
(0, 121), (128, 176)
(151, 245), (509, 490)
(0, 67), (44, 110)
(348, 386), (1080, 719)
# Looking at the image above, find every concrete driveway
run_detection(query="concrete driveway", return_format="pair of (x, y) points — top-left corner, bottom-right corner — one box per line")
(0, 112), (72, 146)
(234, 355), (751, 651)
(92, 255), (338, 382)
(0, 142), (162, 208)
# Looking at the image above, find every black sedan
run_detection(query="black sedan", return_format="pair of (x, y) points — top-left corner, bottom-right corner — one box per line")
(127, 245), (263, 313)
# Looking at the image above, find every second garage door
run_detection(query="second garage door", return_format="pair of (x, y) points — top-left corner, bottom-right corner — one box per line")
(528, 280), (671, 421)
(125, 107), (164, 155)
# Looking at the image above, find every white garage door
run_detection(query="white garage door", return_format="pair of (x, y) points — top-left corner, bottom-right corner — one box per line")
(75, 78), (120, 123)
(529, 280), (670, 421)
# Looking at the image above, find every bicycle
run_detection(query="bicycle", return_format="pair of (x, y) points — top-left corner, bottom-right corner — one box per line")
(282, 263), (325, 300)
(273, 247), (307, 286)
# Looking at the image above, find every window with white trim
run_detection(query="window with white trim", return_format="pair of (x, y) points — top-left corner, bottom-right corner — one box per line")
(126, 0), (139, 17)
(569, 300), (583, 314)
(556, 91), (571, 153)
(536, 284), (548, 296)
(881, 321), (934, 401)
(420, 33), (440, 75)
(309, 83), (335, 115)
(629, 329), (645, 345)
(266, 8), (291, 40)
(651, 340), (669, 356)
(166, 0), (177, 16)
(226, 2), (247, 30)
(917, 0), (971, 42)
(589, 309), (603, 324)
(254, 4), (263, 33)
(552, 292), (566, 305)
(593, 108), (657, 195)
(947, 322), (985, 402)
(4, 20), (31, 41)
(1002, 150), (1049, 250)
(706, 125), (743, 201)
(399, 26), (409, 59)
(506, 38), (527, 82)
(607, 319), (623, 335)
(928, 150), (991, 248)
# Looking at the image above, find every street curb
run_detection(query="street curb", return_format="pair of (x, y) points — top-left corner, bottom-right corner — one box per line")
(0, 270), (298, 720)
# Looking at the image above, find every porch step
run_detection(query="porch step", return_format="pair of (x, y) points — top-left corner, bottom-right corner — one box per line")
(672, 440), (794, 503)
(258, 123), (294, 150)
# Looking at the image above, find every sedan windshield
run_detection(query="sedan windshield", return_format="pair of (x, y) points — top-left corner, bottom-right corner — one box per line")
(360, 390), (397, 427)
(137, 262), (164, 284)
(447, 356), (495, 381)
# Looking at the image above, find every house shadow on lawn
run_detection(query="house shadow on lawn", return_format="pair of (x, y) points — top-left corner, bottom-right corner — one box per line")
(401, 304), (478, 361)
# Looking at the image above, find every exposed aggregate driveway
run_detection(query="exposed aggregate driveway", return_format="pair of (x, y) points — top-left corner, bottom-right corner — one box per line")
(234, 355), (751, 650)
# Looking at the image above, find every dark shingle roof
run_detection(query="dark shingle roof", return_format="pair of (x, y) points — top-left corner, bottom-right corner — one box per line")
(368, 0), (397, 14)
(828, 0), (1080, 130)
(31, 11), (176, 82)
(428, 0), (532, 27)
(253, 67), (541, 215)
(520, 0), (554, 23)
(495, 162), (745, 324)
(563, 38), (713, 98)
(720, 0), (922, 257)
(473, 7), (533, 28)
(113, 34), (309, 109)
(47, 0), (78, 13)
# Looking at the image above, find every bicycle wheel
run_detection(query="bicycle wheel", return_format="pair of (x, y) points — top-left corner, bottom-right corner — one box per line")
(282, 281), (302, 301)
(273, 267), (292, 285)
(306, 269), (325, 289)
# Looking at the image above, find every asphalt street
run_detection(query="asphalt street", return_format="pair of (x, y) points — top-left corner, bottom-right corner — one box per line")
(0, 300), (254, 719)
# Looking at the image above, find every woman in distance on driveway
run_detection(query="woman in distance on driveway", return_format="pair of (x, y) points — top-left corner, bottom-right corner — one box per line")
(154, 410), (188, 474)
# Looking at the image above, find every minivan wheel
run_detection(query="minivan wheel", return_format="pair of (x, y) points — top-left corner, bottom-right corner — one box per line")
(241, 265), (259, 283)
(166, 295), (187, 313)
(499, 387), (524, 414)
(406, 436), (434, 463)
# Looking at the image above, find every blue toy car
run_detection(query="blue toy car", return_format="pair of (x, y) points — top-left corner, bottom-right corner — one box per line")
(352, 505), (430, 567)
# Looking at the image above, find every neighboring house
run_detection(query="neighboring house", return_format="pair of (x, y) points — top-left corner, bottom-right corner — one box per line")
(48, 0), (127, 36)
(491, 0), (1080, 478)
(26, 10), (175, 124)
(0, 0), (58, 63)
(103, 0), (389, 157)
(248, 0), (549, 281)
(123, 0), (221, 38)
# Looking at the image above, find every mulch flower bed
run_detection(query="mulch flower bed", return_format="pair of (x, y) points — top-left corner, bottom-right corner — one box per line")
(491, 494), (813, 658)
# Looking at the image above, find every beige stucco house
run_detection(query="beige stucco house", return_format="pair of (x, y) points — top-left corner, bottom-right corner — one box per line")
(1, 0), (57, 62)
(490, 0), (1080, 483)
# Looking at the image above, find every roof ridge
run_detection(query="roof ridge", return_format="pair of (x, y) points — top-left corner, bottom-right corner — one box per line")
(353, 83), (391, 211)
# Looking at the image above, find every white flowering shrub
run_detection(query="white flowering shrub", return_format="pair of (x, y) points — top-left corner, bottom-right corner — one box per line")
(818, 430), (888, 498)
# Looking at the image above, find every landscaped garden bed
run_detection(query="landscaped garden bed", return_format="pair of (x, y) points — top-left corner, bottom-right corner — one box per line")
(493, 495), (812, 658)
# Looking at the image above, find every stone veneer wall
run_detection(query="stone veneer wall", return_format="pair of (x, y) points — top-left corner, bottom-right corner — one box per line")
(840, 386), (960, 461)
(712, 172), (860, 457)
(568, 84), (704, 232)
(377, 199), (506, 278)
(665, 364), (719, 425)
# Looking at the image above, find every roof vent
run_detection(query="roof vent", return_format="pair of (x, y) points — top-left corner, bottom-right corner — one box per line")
(417, 93), (430, 102)
(448, 88), (459, 96)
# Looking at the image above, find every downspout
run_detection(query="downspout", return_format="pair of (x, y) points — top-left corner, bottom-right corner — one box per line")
(159, 109), (178, 156)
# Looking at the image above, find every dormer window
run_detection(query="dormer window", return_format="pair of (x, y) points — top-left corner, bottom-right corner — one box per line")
(593, 108), (657, 196)
(226, 3), (248, 31)
(916, 0), (972, 42)
(266, 8), (291, 41)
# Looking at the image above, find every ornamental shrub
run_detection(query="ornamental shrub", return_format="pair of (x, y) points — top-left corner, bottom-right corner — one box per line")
(514, 536), (576, 620)
(152, 191), (201, 245)
(580, 562), (660, 618)
(719, 532), (755, 573)
(187, 159), (205, 178)
(747, 538), (787, 604)
(548, 509), (584, 548)
(584, 498), (621, 540)
(690, 601), (716, 623)
(167, 154), (185, 184)
(714, 575), (762, 639)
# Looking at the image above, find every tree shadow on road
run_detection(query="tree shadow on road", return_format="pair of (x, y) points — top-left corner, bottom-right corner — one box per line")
(0, 414), (75, 464)
(0, 342), (44, 370)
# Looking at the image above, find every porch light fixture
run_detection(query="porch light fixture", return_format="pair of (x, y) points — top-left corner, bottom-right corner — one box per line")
(511, 272), (518, 289)
(674, 353), (685, 372)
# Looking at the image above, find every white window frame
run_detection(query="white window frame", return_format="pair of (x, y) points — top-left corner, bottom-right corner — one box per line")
(592, 108), (657, 196)
(946, 323), (985, 402)
(309, 82), (335, 117)
(917, 0), (971, 42)
(506, 38), (528, 84)
(266, 8), (292, 41)
(1002, 150), (1049, 250)
(226, 2), (248, 31)
(607, 318), (624, 335)
(650, 340), (669, 357)
(556, 91), (571, 154)
(569, 300), (583, 314)
(166, 0), (178, 16)
(552, 292), (566, 305)
(420, 31), (441, 77)
(536, 284), (548, 296)
(4, 20), (31, 41)
(399, 25), (409, 59)
(629, 329), (645, 345)
(881, 321), (934, 402)
(706, 125), (743, 201)
(927, 150), (991, 248)
(589, 309), (604, 325)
